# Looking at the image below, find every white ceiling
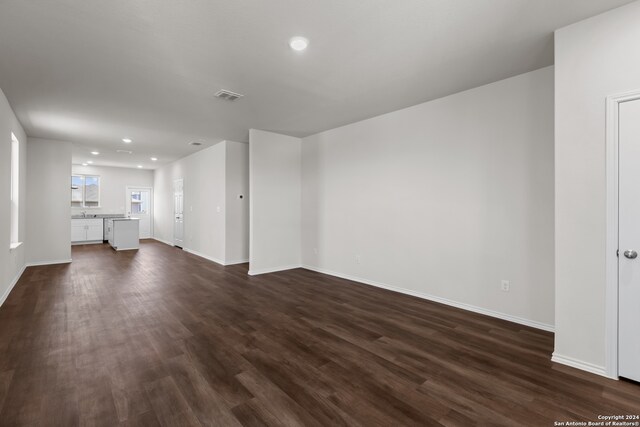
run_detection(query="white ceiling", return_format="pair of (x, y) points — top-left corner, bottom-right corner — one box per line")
(0, 0), (634, 169)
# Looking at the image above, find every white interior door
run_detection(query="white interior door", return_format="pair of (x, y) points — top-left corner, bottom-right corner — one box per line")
(174, 178), (184, 248)
(126, 187), (152, 239)
(618, 98), (640, 382)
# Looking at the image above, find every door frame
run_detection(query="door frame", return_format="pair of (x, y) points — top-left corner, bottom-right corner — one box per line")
(173, 178), (184, 247)
(125, 186), (154, 238)
(605, 89), (640, 379)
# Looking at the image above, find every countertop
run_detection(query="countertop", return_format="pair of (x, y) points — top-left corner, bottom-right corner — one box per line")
(71, 214), (126, 219)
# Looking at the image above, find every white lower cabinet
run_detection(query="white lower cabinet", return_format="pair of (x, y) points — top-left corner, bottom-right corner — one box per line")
(71, 222), (87, 242)
(107, 218), (139, 251)
(105, 220), (113, 242)
(86, 221), (103, 241)
(71, 219), (104, 243)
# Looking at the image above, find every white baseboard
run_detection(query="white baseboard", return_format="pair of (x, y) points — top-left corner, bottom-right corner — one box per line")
(248, 264), (301, 276)
(27, 259), (72, 267)
(551, 353), (611, 378)
(157, 240), (247, 267)
(0, 264), (27, 307)
(1, 259), (74, 308)
(301, 264), (555, 333)
(152, 237), (174, 247)
(182, 248), (226, 266)
(225, 259), (249, 266)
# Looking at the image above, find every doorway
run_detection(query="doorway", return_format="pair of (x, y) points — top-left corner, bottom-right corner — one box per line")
(126, 187), (152, 239)
(174, 178), (184, 248)
(606, 91), (640, 382)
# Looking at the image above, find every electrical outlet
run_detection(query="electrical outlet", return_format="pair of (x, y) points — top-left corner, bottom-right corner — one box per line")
(501, 280), (510, 292)
(355, 255), (362, 264)
(313, 248), (318, 255)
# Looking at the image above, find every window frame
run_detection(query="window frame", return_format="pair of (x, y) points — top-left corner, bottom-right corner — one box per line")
(71, 174), (102, 208)
(9, 132), (20, 249)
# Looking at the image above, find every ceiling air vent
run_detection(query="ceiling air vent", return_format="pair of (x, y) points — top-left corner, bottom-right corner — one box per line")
(214, 89), (244, 102)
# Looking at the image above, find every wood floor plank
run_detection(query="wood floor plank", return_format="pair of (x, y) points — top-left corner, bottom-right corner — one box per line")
(230, 399), (287, 427)
(0, 241), (637, 426)
(164, 354), (242, 427)
(144, 376), (202, 427)
(235, 369), (322, 427)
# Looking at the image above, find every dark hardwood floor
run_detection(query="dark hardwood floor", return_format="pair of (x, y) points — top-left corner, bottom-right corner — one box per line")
(0, 241), (638, 426)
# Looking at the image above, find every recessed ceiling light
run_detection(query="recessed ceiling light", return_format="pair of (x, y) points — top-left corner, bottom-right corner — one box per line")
(81, 163), (88, 166)
(150, 157), (158, 161)
(91, 151), (99, 155)
(137, 165), (143, 168)
(289, 36), (309, 51)
(86, 160), (93, 164)
(189, 141), (202, 146)
(122, 138), (132, 143)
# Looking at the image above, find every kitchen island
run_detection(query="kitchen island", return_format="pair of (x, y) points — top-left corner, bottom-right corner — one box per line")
(106, 218), (140, 251)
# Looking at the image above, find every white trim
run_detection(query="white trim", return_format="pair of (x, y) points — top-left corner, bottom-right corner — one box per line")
(225, 259), (249, 266)
(27, 259), (72, 267)
(71, 241), (103, 246)
(152, 237), (174, 247)
(0, 264), (27, 307)
(604, 89), (640, 379)
(173, 178), (184, 248)
(126, 186), (153, 239)
(551, 353), (610, 378)
(157, 240), (248, 267)
(9, 241), (23, 251)
(248, 264), (301, 276)
(183, 248), (225, 266)
(152, 240), (247, 266)
(302, 264), (555, 332)
(2, 260), (73, 307)
(72, 173), (102, 209)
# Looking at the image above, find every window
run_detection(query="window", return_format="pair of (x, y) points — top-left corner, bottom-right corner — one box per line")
(130, 190), (149, 214)
(71, 175), (83, 206)
(10, 133), (20, 248)
(71, 174), (101, 208)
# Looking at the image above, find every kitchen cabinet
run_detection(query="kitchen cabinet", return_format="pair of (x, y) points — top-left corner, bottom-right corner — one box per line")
(71, 218), (104, 243)
(104, 219), (113, 242)
(107, 218), (139, 251)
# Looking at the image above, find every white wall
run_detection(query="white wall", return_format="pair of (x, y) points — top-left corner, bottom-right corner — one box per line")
(155, 142), (226, 263)
(301, 67), (555, 329)
(154, 140), (249, 265)
(71, 164), (154, 215)
(225, 141), (250, 264)
(554, 0), (640, 373)
(0, 87), (27, 305)
(26, 138), (72, 265)
(249, 129), (301, 275)
(154, 155), (187, 246)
